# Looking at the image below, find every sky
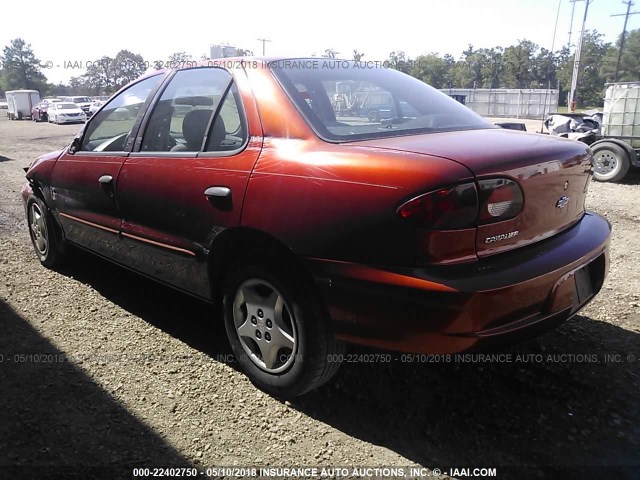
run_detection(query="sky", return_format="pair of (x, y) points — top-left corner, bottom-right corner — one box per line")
(2, 0), (635, 85)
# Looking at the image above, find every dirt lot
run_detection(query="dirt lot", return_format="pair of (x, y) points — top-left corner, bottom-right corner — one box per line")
(0, 116), (639, 479)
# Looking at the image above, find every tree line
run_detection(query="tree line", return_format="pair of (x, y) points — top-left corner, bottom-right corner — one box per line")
(383, 30), (636, 108)
(1, 31), (639, 108)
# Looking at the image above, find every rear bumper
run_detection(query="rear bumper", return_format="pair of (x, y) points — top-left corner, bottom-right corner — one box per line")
(306, 212), (611, 354)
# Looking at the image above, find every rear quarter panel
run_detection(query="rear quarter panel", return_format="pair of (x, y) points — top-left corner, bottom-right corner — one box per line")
(241, 139), (473, 264)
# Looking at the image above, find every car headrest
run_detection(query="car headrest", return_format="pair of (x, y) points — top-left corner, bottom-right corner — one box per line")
(182, 109), (213, 150)
(208, 116), (226, 151)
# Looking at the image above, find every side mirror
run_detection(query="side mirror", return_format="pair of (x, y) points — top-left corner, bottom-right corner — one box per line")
(68, 137), (81, 154)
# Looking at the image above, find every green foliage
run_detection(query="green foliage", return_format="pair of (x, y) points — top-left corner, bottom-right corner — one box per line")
(156, 52), (193, 69)
(322, 49), (339, 59)
(387, 29), (640, 108)
(410, 53), (452, 89)
(83, 56), (115, 95)
(3, 31), (640, 108)
(0, 38), (48, 93)
(388, 51), (411, 74)
(79, 50), (146, 95)
(352, 50), (365, 62)
(557, 31), (611, 107)
(112, 50), (146, 88)
(603, 29), (640, 82)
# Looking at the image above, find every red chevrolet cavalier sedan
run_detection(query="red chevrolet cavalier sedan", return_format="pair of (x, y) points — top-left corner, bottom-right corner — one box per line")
(22, 58), (610, 396)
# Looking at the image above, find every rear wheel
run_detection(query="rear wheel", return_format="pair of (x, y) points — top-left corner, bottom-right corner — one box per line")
(367, 110), (379, 122)
(592, 142), (630, 182)
(223, 261), (343, 398)
(27, 196), (66, 268)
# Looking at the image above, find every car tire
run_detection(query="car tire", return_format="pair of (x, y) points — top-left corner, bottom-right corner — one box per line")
(223, 260), (344, 398)
(592, 142), (631, 182)
(368, 110), (379, 122)
(27, 196), (66, 269)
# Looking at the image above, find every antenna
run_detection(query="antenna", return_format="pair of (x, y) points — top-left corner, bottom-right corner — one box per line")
(256, 38), (272, 56)
(611, 1), (640, 81)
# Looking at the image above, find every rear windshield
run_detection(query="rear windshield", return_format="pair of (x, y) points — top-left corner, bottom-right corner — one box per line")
(270, 59), (492, 142)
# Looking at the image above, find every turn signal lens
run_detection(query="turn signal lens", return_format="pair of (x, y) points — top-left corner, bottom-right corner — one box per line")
(397, 183), (478, 230)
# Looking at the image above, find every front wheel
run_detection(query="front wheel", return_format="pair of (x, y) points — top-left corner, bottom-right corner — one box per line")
(27, 196), (66, 268)
(592, 142), (631, 182)
(223, 262), (343, 398)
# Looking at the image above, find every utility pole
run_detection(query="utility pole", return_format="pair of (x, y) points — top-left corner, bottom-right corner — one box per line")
(256, 38), (272, 56)
(612, 1), (640, 82)
(568, 0), (578, 47)
(568, 0), (591, 112)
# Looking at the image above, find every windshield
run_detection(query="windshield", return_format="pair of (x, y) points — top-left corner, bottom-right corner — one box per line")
(59, 103), (78, 109)
(270, 59), (492, 142)
(74, 97), (91, 103)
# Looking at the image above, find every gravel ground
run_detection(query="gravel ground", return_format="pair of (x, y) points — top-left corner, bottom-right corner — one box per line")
(0, 116), (639, 479)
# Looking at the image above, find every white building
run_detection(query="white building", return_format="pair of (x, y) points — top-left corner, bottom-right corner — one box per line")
(210, 45), (238, 59)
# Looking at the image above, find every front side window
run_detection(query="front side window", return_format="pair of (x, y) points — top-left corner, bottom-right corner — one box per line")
(140, 68), (233, 153)
(80, 74), (163, 152)
(271, 59), (492, 142)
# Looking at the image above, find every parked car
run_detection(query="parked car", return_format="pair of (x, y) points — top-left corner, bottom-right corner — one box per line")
(0, 100), (8, 110)
(88, 100), (105, 117)
(22, 59), (611, 397)
(47, 102), (87, 124)
(62, 96), (93, 115)
(32, 98), (62, 122)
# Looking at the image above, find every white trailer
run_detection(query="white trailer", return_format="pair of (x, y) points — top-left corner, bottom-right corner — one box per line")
(590, 82), (640, 182)
(5, 90), (40, 120)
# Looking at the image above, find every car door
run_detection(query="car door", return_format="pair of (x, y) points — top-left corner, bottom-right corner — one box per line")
(49, 74), (165, 257)
(115, 66), (262, 298)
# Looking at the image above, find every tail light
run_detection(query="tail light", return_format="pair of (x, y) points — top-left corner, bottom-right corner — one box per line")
(396, 183), (478, 229)
(397, 178), (523, 230)
(477, 178), (523, 224)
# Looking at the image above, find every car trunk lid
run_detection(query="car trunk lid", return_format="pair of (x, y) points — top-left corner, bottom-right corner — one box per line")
(356, 128), (593, 258)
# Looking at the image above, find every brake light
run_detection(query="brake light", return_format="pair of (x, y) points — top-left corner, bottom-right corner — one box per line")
(397, 183), (478, 229)
(477, 178), (523, 224)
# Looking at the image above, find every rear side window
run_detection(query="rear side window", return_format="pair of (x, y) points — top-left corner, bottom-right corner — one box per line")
(271, 59), (492, 142)
(140, 67), (245, 153)
(80, 75), (163, 152)
(205, 83), (246, 152)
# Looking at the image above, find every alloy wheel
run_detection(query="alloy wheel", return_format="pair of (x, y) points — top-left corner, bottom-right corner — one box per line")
(29, 202), (48, 256)
(232, 278), (297, 373)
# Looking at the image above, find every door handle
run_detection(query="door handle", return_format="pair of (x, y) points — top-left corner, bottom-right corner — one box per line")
(98, 175), (114, 198)
(204, 186), (231, 198)
(204, 186), (232, 211)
